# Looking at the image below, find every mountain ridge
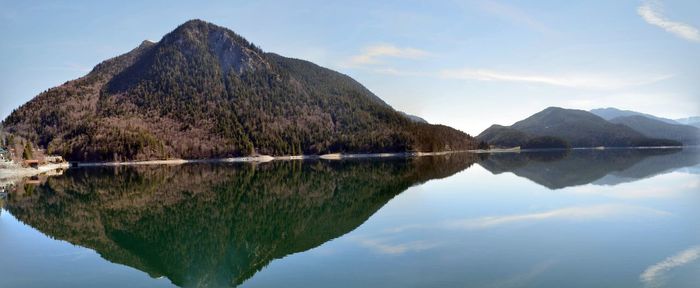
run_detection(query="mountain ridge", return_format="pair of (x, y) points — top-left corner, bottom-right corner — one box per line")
(608, 115), (700, 145)
(478, 107), (681, 148)
(675, 116), (700, 128)
(2, 19), (478, 161)
(590, 107), (678, 124)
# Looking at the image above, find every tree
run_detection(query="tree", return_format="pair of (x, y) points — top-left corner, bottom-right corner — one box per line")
(0, 125), (5, 148)
(22, 142), (34, 160)
(522, 136), (571, 150)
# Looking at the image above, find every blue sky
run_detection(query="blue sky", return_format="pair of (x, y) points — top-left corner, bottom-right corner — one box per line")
(1, 0), (698, 134)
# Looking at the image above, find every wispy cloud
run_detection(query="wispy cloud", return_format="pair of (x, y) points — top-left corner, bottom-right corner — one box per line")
(369, 67), (426, 77)
(473, 0), (553, 35)
(383, 204), (670, 234)
(638, 0), (700, 42)
(640, 245), (700, 288)
(346, 44), (430, 66)
(352, 236), (439, 255)
(444, 204), (670, 230)
(345, 44), (672, 91)
(439, 68), (672, 90)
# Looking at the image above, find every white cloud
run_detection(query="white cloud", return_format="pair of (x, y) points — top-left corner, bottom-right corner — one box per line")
(352, 236), (439, 255)
(347, 44), (430, 66)
(640, 245), (700, 288)
(370, 67), (426, 77)
(439, 68), (672, 90)
(445, 204), (670, 229)
(382, 204), (670, 234)
(638, 1), (700, 42)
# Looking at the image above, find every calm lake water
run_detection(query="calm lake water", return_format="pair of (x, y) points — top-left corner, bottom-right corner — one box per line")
(1, 148), (699, 288)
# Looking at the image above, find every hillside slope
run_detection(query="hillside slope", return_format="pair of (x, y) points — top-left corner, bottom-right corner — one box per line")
(2, 20), (478, 161)
(609, 115), (700, 145)
(477, 107), (680, 148)
(590, 107), (678, 124)
(476, 125), (530, 148)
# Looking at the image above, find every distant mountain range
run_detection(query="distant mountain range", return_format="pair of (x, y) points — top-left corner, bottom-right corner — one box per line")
(1, 20), (477, 161)
(590, 107), (678, 124)
(478, 107), (696, 148)
(675, 116), (700, 128)
(608, 115), (699, 145)
(592, 108), (700, 129)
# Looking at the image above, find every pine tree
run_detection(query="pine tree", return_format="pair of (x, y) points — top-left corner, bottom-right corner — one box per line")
(23, 142), (34, 160)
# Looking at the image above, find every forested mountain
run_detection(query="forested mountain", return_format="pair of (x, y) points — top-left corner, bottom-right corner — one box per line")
(477, 107), (681, 148)
(1, 19), (478, 162)
(589, 107), (700, 144)
(590, 107), (678, 124)
(476, 125), (529, 148)
(609, 115), (700, 145)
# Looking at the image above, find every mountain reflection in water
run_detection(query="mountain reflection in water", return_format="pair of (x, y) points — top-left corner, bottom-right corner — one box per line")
(477, 148), (700, 189)
(3, 148), (699, 287)
(3, 154), (480, 287)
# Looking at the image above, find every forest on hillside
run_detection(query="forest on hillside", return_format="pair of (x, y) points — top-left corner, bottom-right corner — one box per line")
(2, 20), (480, 162)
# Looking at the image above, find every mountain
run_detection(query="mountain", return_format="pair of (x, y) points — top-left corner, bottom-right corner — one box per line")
(477, 107), (681, 148)
(589, 108), (700, 144)
(1, 20), (477, 162)
(608, 115), (700, 145)
(477, 125), (529, 147)
(676, 116), (700, 128)
(590, 107), (678, 124)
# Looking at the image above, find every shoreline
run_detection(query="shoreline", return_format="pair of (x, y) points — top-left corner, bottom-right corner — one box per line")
(470, 145), (687, 154)
(73, 151), (472, 167)
(0, 162), (70, 184)
(64, 145), (692, 167)
(0, 146), (690, 174)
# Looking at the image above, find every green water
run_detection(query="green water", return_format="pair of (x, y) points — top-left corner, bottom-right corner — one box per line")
(1, 149), (699, 287)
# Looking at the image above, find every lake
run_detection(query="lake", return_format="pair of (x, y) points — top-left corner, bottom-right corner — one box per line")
(1, 148), (699, 287)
